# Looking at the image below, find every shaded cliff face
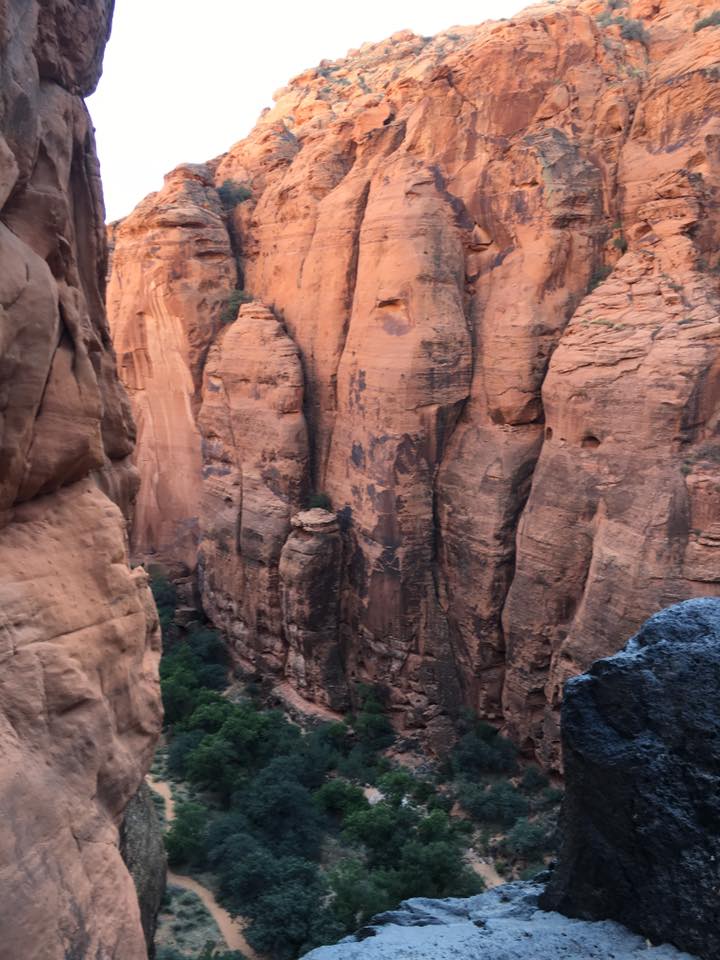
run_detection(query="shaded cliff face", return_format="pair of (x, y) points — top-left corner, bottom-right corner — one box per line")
(541, 598), (720, 958)
(108, 0), (720, 764)
(0, 2), (161, 958)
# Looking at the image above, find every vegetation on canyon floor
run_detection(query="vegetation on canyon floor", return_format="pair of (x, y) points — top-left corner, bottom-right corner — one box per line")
(152, 576), (561, 959)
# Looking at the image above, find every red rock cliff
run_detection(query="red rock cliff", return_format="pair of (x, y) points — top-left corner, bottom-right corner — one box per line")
(108, 0), (720, 765)
(0, 2), (161, 957)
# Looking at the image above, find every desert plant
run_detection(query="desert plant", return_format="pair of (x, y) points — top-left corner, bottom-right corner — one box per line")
(218, 179), (252, 208)
(308, 491), (332, 510)
(694, 10), (720, 30)
(220, 288), (252, 325)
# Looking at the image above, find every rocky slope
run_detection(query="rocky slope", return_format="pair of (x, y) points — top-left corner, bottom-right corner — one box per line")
(0, 3), (161, 958)
(108, 0), (720, 765)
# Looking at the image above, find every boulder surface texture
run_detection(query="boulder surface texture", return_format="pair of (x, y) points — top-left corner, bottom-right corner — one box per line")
(304, 882), (698, 960)
(0, 2), (162, 958)
(541, 597), (720, 960)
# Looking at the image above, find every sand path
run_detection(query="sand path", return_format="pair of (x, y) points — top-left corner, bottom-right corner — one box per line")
(147, 775), (259, 958)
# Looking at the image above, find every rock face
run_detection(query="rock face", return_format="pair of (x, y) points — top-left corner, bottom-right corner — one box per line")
(541, 598), (720, 959)
(0, 3), (161, 958)
(280, 508), (346, 708)
(107, 163), (236, 568)
(120, 783), (168, 956)
(109, 0), (720, 763)
(303, 882), (697, 960)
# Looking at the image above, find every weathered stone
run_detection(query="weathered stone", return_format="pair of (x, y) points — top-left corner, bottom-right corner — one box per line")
(120, 783), (167, 956)
(303, 882), (696, 960)
(107, 163), (236, 568)
(280, 508), (346, 709)
(0, 2), (162, 957)
(541, 598), (720, 959)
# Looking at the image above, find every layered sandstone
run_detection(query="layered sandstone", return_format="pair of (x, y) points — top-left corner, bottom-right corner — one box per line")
(109, 0), (720, 765)
(108, 163), (236, 568)
(0, 3), (161, 957)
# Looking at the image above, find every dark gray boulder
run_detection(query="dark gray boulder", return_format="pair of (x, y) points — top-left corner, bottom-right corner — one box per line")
(120, 782), (167, 956)
(540, 597), (720, 960)
(304, 882), (695, 959)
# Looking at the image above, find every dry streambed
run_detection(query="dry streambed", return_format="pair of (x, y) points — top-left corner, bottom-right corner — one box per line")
(148, 774), (259, 958)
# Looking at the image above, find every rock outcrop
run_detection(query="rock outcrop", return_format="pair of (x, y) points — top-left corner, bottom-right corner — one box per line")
(107, 163), (236, 568)
(303, 882), (697, 960)
(108, 0), (720, 764)
(280, 508), (346, 708)
(0, 3), (161, 958)
(541, 597), (720, 959)
(120, 783), (168, 956)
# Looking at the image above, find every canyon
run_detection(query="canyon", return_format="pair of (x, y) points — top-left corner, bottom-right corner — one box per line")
(0, 2), (161, 958)
(108, 0), (720, 767)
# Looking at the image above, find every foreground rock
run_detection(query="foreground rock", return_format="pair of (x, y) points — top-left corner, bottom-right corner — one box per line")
(109, 0), (720, 762)
(0, 2), (161, 957)
(120, 783), (168, 954)
(304, 883), (696, 960)
(541, 598), (720, 959)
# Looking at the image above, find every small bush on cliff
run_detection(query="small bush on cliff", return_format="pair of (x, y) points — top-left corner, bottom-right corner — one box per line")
(220, 288), (252, 325)
(308, 491), (333, 510)
(218, 179), (252, 208)
(694, 10), (720, 29)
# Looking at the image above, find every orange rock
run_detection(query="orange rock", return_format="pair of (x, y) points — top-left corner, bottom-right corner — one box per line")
(110, 0), (720, 764)
(108, 163), (236, 568)
(0, 2), (161, 956)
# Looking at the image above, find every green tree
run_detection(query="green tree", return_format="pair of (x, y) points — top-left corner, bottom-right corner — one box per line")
(165, 801), (209, 867)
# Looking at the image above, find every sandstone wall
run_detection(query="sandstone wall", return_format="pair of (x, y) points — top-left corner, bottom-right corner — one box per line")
(0, 2), (161, 956)
(108, 0), (720, 765)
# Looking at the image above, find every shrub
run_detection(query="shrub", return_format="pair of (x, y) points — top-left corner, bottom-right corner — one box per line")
(618, 18), (649, 43)
(458, 781), (528, 826)
(218, 179), (252, 208)
(314, 778), (369, 817)
(220, 288), (252, 325)
(503, 818), (549, 859)
(520, 765), (550, 793)
(165, 801), (210, 867)
(694, 10), (720, 30)
(613, 235), (628, 253)
(451, 721), (518, 777)
(308, 491), (332, 510)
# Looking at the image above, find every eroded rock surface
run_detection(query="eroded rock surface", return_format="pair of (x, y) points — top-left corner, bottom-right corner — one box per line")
(109, 0), (720, 762)
(303, 882), (697, 960)
(121, 782), (168, 955)
(541, 598), (720, 959)
(107, 163), (236, 567)
(0, 2), (161, 957)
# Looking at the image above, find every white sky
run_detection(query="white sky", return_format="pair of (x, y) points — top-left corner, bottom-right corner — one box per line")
(89, 0), (526, 222)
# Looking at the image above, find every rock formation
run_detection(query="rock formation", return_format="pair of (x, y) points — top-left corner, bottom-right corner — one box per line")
(108, 0), (720, 765)
(0, 2), (161, 958)
(303, 882), (697, 960)
(541, 597), (720, 959)
(120, 783), (168, 956)
(107, 163), (236, 569)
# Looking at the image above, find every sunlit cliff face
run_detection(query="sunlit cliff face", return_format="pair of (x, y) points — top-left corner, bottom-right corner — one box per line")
(108, 0), (720, 769)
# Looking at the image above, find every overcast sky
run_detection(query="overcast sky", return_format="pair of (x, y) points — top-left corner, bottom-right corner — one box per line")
(89, 0), (526, 222)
